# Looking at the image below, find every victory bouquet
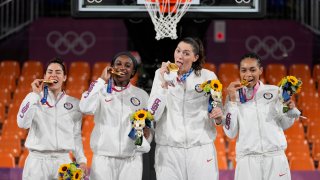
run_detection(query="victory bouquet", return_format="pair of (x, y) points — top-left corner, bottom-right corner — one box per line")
(278, 75), (302, 113)
(128, 109), (154, 146)
(200, 79), (223, 112)
(58, 162), (84, 180)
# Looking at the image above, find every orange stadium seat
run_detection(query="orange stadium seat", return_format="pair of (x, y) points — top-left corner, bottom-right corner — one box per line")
(0, 102), (5, 123)
(18, 149), (29, 168)
(130, 73), (139, 86)
(217, 155), (228, 170)
(284, 121), (305, 140)
(214, 137), (227, 157)
(0, 88), (12, 107)
(65, 88), (86, 100)
(0, 60), (20, 80)
(289, 64), (311, 82)
(92, 62), (111, 81)
(2, 114), (28, 137)
(218, 63), (239, 79)
(265, 63), (287, 85)
(301, 107), (320, 128)
(313, 64), (320, 82)
(0, 75), (16, 93)
(296, 92), (319, 112)
(290, 156), (315, 170)
(0, 134), (22, 158)
(69, 61), (91, 81)
(21, 60), (44, 78)
(226, 138), (237, 162)
(66, 75), (89, 90)
(82, 115), (94, 136)
(312, 138), (320, 161)
(0, 153), (15, 167)
(307, 122), (320, 144)
(215, 125), (225, 139)
(286, 139), (310, 160)
(203, 63), (217, 74)
(300, 78), (317, 93)
(17, 76), (35, 91)
(12, 88), (31, 105)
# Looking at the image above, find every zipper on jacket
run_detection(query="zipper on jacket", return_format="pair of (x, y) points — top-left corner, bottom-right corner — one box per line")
(182, 86), (188, 146)
(255, 100), (264, 152)
(55, 103), (58, 149)
(119, 93), (123, 155)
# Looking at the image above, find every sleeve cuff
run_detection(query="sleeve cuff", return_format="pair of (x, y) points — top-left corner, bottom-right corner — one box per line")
(286, 108), (301, 119)
(97, 77), (106, 84)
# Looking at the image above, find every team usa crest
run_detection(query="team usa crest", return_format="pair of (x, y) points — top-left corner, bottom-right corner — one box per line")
(195, 84), (203, 93)
(130, 97), (141, 106)
(263, 92), (273, 100)
(63, 102), (73, 110)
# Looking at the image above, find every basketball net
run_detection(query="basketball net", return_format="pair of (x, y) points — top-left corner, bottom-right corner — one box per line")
(144, 0), (192, 40)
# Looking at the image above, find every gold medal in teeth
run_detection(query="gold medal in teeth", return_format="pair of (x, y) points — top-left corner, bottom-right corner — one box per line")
(241, 80), (249, 87)
(167, 63), (179, 72)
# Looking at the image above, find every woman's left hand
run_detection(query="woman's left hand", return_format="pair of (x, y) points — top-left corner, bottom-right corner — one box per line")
(143, 128), (151, 139)
(209, 107), (223, 125)
(79, 163), (88, 177)
(285, 99), (296, 109)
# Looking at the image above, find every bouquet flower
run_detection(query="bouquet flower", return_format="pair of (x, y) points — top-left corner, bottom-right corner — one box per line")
(200, 79), (223, 112)
(128, 109), (154, 146)
(58, 162), (84, 180)
(278, 75), (302, 112)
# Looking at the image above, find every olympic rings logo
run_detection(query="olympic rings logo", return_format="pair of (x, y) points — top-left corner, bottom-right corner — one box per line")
(87, 0), (102, 3)
(46, 31), (96, 55)
(245, 36), (295, 60)
(235, 0), (251, 3)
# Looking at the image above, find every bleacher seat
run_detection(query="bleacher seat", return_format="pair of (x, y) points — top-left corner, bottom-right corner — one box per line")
(21, 60), (44, 78)
(290, 156), (315, 170)
(0, 153), (15, 167)
(0, 60), (20, 80)
(265, 63), (287, 85)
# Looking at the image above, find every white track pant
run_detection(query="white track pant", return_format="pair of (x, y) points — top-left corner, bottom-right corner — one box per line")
(235, 151), (291, 180)
(89, 154), (143, 180)
(22, 151), (71, 180)
(155, 143), (219, 180)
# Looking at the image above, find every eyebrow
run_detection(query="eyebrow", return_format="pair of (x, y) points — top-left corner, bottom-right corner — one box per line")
(47, 69), (62, 72)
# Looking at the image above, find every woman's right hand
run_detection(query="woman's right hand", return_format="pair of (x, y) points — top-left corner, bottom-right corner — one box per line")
(100, 66), (112, 82)
(159, 61), (171, 88)
(227, 81), (242, 102)
(31, 79), (44, 94)
(160, 61), (170, 76)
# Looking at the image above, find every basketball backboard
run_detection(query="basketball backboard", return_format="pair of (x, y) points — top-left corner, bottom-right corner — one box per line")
(72, 0), (266, 18)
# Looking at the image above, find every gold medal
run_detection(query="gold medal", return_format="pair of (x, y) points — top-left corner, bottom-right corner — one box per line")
(167, 63), (179, 72)
(109, 67), (125, 76)
(42, 79), (57, 84)
(241, 80), (249, 87)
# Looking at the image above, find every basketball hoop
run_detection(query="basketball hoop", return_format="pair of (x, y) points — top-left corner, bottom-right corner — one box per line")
(144, 0), (192, 40)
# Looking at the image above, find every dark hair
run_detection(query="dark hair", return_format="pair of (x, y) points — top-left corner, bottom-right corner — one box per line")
(180, 37), (205, 76)
(240, 53), (262, 68)
(45, 57), (66, 75)
(111, 51), (138, 78)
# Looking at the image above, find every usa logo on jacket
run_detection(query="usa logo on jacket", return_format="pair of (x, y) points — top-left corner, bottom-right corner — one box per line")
(64, 102), (73, 110)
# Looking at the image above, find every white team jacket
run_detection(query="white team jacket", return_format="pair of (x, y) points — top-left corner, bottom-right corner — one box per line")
(148, 69), (218, 148)
(17, 91), (87, 163)
(79, 78), (150, 157)
(223, 82), (301, 159)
